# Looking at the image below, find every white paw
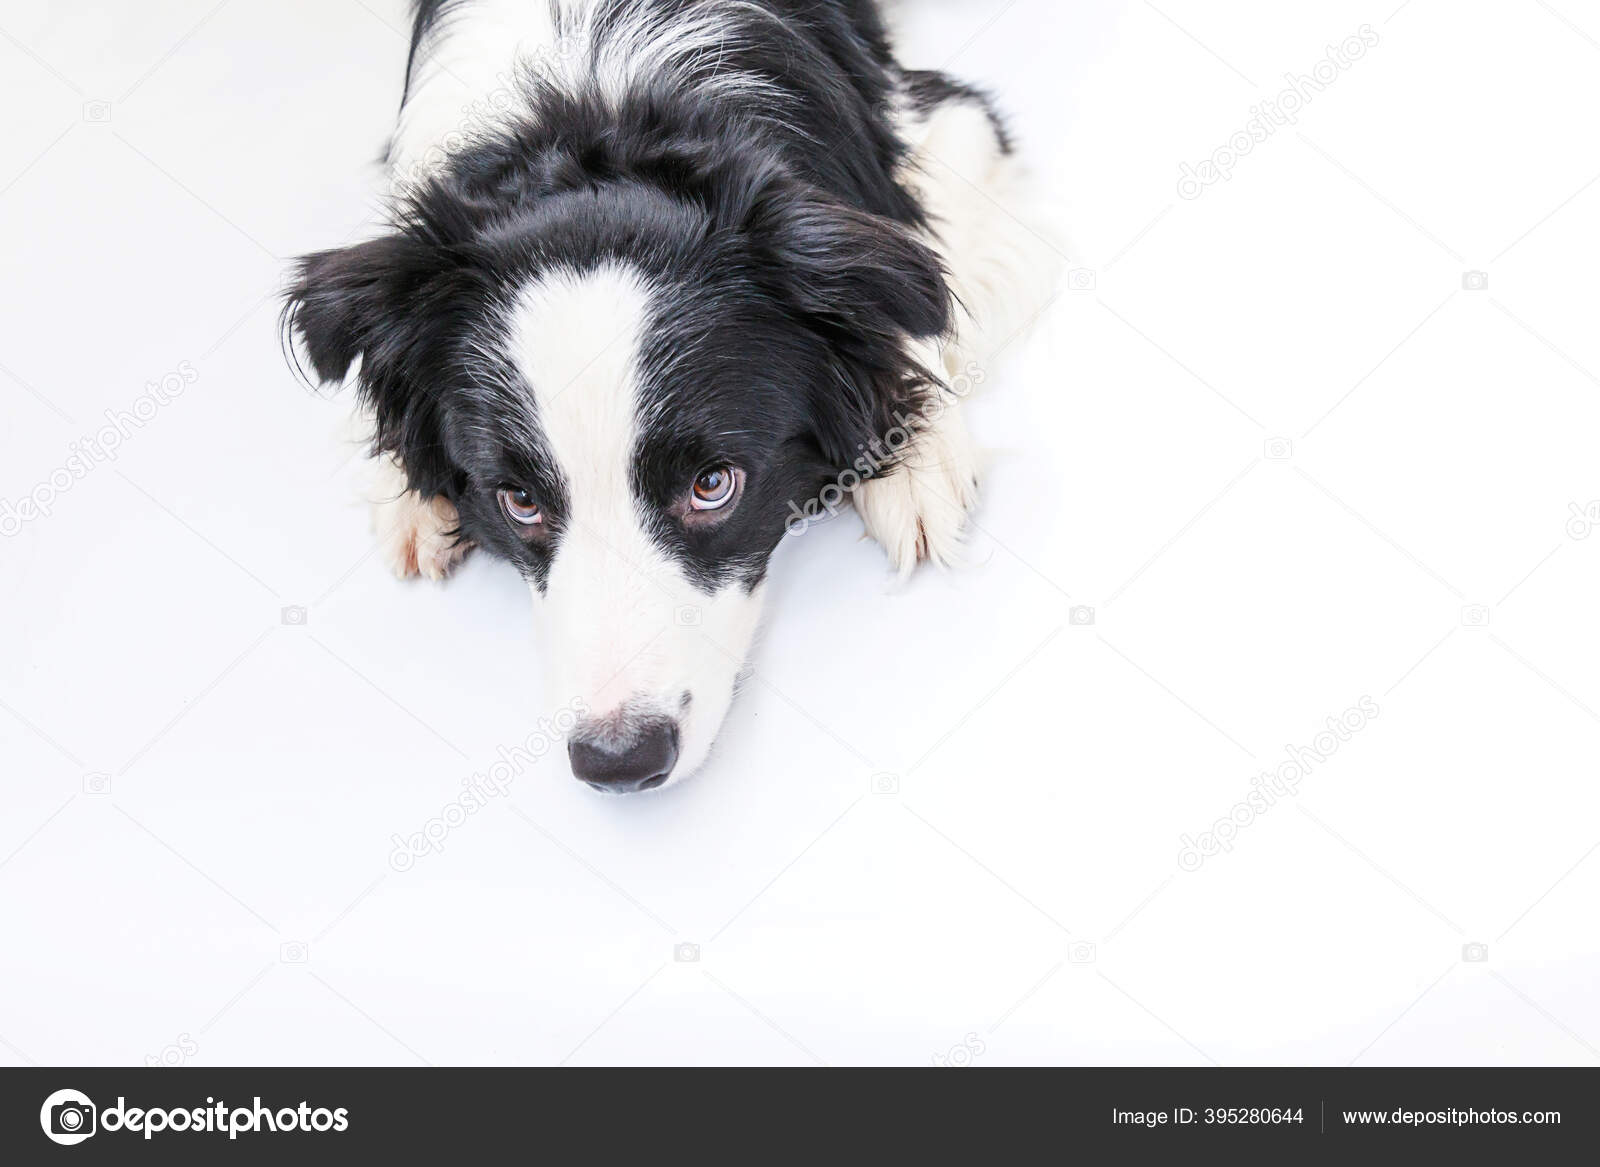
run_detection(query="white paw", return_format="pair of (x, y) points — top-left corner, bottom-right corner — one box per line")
(854, 404), (979, 577)
(374, 490), (473, 581)
(364, 456), (471, 581)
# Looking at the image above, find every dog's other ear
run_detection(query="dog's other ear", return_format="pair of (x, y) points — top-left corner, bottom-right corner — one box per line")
(749, 180), (950, 350)
(281, 233), (469, 496)
(281, 234), (434, 386)
(746, 179), (952, 468)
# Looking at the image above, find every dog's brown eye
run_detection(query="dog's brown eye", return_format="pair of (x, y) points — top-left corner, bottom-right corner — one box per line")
(498, 487), (543, 526)
(690, 465), (737, 511)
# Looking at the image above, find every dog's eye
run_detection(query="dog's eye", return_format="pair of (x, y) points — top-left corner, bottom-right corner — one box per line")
(690, 465), (738, 511)
(498, 487), (544, 526)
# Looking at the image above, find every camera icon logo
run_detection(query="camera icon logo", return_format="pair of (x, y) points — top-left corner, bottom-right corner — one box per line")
(1068, 941), (1097, 965)
(81, 101), (112, 123)
(1069, 605), (1096, 627)
(1067, 267), (1098, 292)
(871, 772), (900, 795)
(279, 941), (309, 963)
(280, 605), (308, 627)
(1263, 437), (1293, 461)
(83, 772), (111, 795)
(674, 605), (702, 627)
(674, 942), (700, 963)
(1461, 942), (1489, 963)
(1461, 270), (1489, 291)
(1460, 604), (1491, 628)
(40, 1089), (96, 1146)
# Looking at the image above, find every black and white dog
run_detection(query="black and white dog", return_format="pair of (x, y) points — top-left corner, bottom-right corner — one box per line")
(284, 0), (1049, 793)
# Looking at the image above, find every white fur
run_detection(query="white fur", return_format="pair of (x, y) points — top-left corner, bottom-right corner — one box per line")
(898, 99), (1059, 372)
(390, 0), (559, 186)
(853, 340), (980, 577)
(391, 0), (786, 190)
(853, 92), (1061, 573)
(369, 453), (474, 581)
(507, 265), (764, 785)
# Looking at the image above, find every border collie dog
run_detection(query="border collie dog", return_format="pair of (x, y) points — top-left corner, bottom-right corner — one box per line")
(284, 0), (1050, 793)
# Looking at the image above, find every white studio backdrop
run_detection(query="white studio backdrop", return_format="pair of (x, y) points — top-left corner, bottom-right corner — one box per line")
(1, 0), (1597, 1066)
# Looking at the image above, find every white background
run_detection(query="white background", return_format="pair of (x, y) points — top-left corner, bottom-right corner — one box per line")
(2, 0), (1598, 1067)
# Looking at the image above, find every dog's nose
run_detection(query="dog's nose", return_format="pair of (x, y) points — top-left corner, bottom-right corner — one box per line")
(568, 718), (680, 793)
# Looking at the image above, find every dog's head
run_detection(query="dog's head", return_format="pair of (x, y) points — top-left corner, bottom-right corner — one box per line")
(284, 166), (948, 792)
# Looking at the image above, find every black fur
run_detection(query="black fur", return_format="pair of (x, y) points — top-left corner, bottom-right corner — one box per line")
(285, 0), (975, 593)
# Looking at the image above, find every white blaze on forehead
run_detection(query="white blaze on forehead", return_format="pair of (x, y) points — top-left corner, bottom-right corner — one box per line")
(509, 263), (654, 528)
(507, 264), (673, 707)
(505, 264), (767, 784)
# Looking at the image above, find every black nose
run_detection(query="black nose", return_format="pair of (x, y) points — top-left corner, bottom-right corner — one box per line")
(568, 718), (680, 793)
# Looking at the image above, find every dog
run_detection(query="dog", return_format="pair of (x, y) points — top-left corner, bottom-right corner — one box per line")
(283, 0), (1051, 793)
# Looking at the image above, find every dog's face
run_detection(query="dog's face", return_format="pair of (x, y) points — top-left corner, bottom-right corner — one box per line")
(285, 178), (946, 792)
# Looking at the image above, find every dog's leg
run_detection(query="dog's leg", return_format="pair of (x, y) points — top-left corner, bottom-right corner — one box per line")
(368, 454), (473, 582)
(855, 84), (1055, 575)
(899, 83), (1061, 376)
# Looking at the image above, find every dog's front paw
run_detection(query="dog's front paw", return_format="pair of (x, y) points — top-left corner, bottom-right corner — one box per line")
(374, 490), (473, 581)
(854, 408), (979, 577)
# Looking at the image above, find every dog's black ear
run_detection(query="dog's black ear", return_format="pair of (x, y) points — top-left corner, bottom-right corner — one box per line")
(281, 233), (469, 496)
(749, 180), (950, 347)
(745, 179), (952, 468)
(282, 235), (420, 385)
